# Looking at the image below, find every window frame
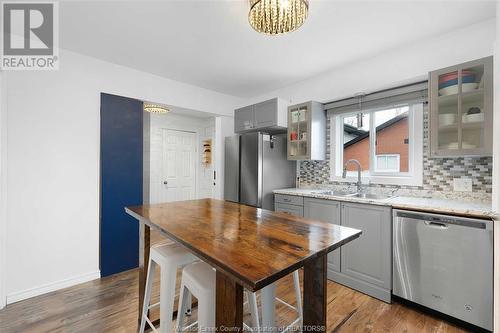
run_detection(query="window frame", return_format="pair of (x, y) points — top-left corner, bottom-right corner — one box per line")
(330, 102), (423, 186)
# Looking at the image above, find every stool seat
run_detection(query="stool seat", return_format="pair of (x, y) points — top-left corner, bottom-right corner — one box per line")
(182, 262), (216, 295)
(151, 242), (197, 265)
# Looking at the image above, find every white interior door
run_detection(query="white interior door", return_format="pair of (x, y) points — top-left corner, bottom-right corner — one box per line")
(161, 129), (197, 202)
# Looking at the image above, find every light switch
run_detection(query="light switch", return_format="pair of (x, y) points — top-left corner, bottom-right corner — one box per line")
(453, 178), (472, 192)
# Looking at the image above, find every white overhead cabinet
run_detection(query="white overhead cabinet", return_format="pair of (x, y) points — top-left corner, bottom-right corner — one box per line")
(429, 56), (493, 157)
(234, 98), (288, 133)
(287, 101), (326, 160)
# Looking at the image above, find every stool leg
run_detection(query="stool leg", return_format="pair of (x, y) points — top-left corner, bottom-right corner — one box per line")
(159, 264), (178, 333)
(261, 283), (276, 331)
(176, 283), (189, 331)
(293, 270), (303, 320)
(198, 292), (215, 333)
(248, 292), (260, 331)
(185, 292), (192, 316)
(140, 258), (157, 333)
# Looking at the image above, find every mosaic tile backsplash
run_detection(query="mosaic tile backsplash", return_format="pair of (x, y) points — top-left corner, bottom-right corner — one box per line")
(299, 105), (493, 202)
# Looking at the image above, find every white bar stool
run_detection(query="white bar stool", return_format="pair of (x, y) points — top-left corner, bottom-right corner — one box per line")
(176, 262), (216, 332)
(176, 264), (302, 333)
(139, 242), (197, 333)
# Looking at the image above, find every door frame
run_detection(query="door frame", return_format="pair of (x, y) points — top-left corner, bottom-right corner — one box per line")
(161, 128), (199, 201)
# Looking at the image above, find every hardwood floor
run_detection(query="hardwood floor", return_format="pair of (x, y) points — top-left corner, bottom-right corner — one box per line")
(0, 267), (468, 333)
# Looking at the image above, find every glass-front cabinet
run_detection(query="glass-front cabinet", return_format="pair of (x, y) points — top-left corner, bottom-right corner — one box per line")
(429, 57), (493, 157)
(287, 101), (326, 160)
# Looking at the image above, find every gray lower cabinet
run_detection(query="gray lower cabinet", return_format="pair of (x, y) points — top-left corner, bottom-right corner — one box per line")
(274, 194), (392, 303)
(337, 202), (392, 303)
(303, 198), (341, 274)
(275, 202), (304, 217)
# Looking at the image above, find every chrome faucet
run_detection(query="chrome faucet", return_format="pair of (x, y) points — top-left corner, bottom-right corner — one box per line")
(343, 159), (363, 193)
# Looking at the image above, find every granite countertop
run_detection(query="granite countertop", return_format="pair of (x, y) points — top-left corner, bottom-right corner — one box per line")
(274, 188), (497, 219)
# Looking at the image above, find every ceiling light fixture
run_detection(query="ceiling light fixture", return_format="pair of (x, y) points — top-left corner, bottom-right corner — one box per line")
(143, 103), (170, 114)
(248, 0), (308, 35)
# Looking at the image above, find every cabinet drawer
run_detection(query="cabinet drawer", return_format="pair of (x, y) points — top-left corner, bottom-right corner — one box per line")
(275, 203), (304, 217)
(274, 194), (303, 206)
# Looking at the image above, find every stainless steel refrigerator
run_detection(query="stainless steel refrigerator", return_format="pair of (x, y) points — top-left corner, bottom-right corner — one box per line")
(224, 132), (296, 210)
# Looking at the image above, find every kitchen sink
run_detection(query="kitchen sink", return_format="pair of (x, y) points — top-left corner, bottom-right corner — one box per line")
(345, 193), (394, 200)
(312, 190), (353, 196)
(310, 190), (394, 200)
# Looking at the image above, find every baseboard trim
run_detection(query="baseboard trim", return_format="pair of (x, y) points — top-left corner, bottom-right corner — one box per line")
(6, 270), (101, 304)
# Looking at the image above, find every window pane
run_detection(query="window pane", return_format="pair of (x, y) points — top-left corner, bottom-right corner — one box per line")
(343, 113), (370, 172)
(387, 155), (399, 170)
(374, 106), (409, 172)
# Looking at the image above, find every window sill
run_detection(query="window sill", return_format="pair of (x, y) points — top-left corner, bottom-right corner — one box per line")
(330, 174), (423, 187)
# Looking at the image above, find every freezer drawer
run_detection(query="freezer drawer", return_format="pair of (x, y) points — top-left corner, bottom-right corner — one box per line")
(393, 210), (493, 331)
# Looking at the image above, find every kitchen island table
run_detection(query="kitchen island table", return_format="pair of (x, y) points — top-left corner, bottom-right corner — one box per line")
(125, 199), (361, 332)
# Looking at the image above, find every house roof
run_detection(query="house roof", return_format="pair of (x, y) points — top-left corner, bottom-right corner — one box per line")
(343, 113), (408, 148)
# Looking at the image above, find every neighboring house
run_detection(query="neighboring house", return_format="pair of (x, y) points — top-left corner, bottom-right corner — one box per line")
(344, 113), (409, 172)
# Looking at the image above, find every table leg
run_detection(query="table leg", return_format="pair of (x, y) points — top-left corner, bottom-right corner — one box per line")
(303, 254), (327, 333)
(261, 283), (276, 331)
(216, 271), (243, 333)
(138, 221), (151, 325)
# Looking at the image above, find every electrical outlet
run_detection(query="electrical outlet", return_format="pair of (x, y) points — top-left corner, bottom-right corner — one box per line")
(453, 178), (472, 192)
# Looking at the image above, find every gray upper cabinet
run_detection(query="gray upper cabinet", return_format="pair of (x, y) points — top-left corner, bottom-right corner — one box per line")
(303, 198), (341, 274)
(254, 99), (277, 128)
(234, 105), (255, 132)
(287, 101), (326, 160)
(234, 98), (288, 134)
(339, 202), (392, 302)
(429, 56), (493, 157)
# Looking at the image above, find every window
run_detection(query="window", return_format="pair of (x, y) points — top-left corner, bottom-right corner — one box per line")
(375, 154), (400, 172)
(331, 102), (423, 186)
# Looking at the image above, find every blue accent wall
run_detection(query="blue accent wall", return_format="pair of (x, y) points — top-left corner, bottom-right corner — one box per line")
(100, 93), (143, 277)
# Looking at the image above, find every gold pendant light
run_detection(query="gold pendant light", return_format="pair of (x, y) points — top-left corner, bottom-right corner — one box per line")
(249, 0), (309, 35)
(143, 103), (170, 114)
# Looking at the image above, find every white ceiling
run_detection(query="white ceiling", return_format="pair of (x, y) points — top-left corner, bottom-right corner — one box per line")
(60, 1), (495, 98)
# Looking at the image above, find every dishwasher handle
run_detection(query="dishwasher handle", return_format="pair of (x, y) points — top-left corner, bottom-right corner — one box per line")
(424, 221), (448, 229)
(396, 210), (489, 229)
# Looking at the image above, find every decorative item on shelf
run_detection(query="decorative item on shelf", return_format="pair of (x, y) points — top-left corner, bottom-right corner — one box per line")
(298, 109), (307, 122)
(439, 113), (456, 126)
(291, 110), (299, 123)
(438, 70), (481, 96)
(202, 139), (212, 166)
(462, 107), (484, 123)
(300, 132), (307, 140)
(248, 0), (309, 35)
(143, 102), (170, 114)
(290, 131), (298, 141)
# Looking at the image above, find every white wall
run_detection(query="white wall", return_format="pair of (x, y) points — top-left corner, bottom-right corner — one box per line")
(148, 113), (215, 204)
(2, 49), (242, 303)
(0, 71), (6, 309)
(243, 19), (496, 106)
(214, 116), (235, 200)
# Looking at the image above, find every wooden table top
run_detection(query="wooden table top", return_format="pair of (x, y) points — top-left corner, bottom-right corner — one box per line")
(126, 199), (361, 291)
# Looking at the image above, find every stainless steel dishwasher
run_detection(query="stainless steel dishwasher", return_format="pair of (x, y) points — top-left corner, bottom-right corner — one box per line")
(393, 210), (493, 331)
